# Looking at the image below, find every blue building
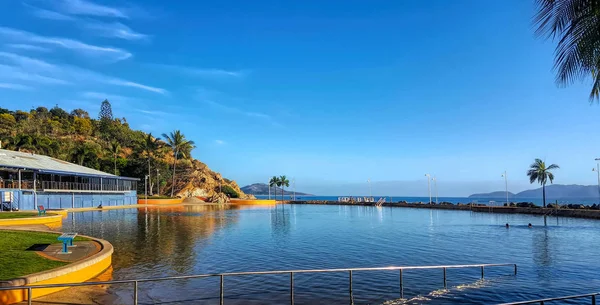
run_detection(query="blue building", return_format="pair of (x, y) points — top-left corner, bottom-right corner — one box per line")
(0, 149), (138, 210)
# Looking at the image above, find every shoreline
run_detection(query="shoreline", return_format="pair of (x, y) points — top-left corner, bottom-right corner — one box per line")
(286, 201), (600, 220)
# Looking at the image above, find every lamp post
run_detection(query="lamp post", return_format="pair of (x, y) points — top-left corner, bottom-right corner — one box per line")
(501, 171), (509, 206)
(293, 178), (296, 201)
(156, 169), (160, 196)
(144, 175), (149, 205)
(268, 178), (271, 200)
(367, 178), (372, 200)
(593, 158), (600, 204)
(425, 174), (432, 204)
(432, 176), (438, 204)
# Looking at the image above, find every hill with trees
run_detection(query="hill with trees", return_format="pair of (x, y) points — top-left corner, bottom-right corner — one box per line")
(0, 101), (252, 200)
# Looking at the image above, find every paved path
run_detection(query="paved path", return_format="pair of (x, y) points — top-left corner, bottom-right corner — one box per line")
(36, 241), (100, 262)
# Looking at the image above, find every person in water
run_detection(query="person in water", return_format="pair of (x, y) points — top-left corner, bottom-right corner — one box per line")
(528, 223), (532, 228)
(505, 223), (509, 228)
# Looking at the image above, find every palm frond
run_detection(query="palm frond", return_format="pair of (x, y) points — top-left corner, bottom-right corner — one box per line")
(547, 164), (560, 170)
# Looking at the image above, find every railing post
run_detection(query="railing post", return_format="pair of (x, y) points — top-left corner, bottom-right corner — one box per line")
(540, 301), (544, 305)
(514, 264), (517, 275)
(28, 287), (32, 305)
(133, 280), (138, 305)
(593, 295), (597, 305)
(349, 270), (353, 304)
(399, 269), (404, 299)
(290, 272), (294, 305)
(481, 266), (484, 279)
(220, 274), (224, 305)
(443, 267), (447, 289)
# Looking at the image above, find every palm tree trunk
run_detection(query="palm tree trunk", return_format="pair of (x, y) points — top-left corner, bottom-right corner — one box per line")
(542, 183), (546, 208)
(114, 153), (117, 175)
(171, 149), (177, 198)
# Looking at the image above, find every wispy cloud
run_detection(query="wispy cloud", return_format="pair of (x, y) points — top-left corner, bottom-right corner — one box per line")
(55, 0), (129, 19)
(108, 80), (167, 95)
(24, 4), (76, 21)
(0, 83), (32, 90)
(136, 109), (170, 115)
(0, 64), (70, 85)
(0, 27), (131, 61)
(202, 97), (276, 124)
(215, 140), (225, 145)
(5, 44), (52, 52)
(85, 22), (149, 41)
(153, 64), (246, 79)
(0, 52), (166, 94)
(81, 91), (136, 102)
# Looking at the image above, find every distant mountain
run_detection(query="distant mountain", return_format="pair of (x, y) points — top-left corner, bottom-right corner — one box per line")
(469, 184), (598, 199)
(469, 191), (516, 199)
(241, 183), (313, 196)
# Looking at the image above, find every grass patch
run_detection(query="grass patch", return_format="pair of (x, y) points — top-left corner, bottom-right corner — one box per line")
(0, 231), (88, 280)
(0, 212), (46, 219)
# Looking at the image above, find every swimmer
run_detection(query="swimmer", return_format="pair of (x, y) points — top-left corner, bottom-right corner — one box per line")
(505, 223), (509, 228)
(528, 223), (532, 228)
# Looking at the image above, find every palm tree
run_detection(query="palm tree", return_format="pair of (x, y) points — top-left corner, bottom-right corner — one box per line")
(269, 176), (279, 200)
(279, 175), (290, 201)
(527, 158), (560, 208)
(161, 130), (195, 197)
(110, 141), (120, 175)
(534, 0), (600, 101)
(143, 133), (160, 195)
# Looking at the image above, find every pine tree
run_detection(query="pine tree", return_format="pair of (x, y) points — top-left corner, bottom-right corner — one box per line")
(99, 100), (113, 121)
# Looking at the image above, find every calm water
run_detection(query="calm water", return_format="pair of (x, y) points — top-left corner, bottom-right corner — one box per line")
(259, 195), (600, 206)
(59, 204), (600, 304)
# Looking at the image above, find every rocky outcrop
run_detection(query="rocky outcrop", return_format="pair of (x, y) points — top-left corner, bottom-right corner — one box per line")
(172, 160), (255, 199)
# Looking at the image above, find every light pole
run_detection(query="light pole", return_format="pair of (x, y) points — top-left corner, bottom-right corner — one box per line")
(501, 171), (509, 206)
(432, 176), (438, 204)
(293, 178), (296, 201)
(593, 158), (600, 204)
(367, 178), (372, 200)
(144, 175), (149, 205)
(156, 169), (160, 196)
(425, 174), (431, 204)
(268, 178), (271, 200)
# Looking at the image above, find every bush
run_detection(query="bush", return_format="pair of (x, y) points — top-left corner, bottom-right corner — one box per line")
(221, 185), (239, 198)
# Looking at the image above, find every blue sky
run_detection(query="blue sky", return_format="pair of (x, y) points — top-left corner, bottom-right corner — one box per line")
(0, 0), (598, 196)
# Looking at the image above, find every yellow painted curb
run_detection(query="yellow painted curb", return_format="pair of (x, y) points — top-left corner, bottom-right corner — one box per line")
(137, 198), (184, 205)
(230, 199), (277, 205)
(0, 231), (113, 305)
(0, 214), (62, 227)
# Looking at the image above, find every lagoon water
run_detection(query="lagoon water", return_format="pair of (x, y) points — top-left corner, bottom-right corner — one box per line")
(59, 204), (600, 304)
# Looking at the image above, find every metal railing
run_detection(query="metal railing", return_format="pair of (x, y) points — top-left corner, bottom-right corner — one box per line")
(498, 292), (599, 305)
(41, 181), (133, 192)
(0, 263), (517, 305)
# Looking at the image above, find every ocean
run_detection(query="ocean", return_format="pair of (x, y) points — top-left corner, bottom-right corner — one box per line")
(255, 195), (600, 206)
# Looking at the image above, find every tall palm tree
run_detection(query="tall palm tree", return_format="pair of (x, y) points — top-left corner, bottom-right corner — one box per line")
(534, 0), (600, 101)
(110, 141), (120, 175)
(143, 133), (160, 195)
(269, 176), (279, 200)
(279, 175), (290, 201)
(161, 130), (195, 197)
(527, 158), (560, 208)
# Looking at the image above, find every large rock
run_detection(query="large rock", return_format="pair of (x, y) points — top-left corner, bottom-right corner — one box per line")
(170, 160), (256, 199)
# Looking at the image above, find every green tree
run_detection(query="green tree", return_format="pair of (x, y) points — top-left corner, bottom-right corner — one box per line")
(161, 130), (195, 197)
(70, 109), (90, 119)
(73, 117), (93, 136)
(279, 175), (290, 201)
(269, 176), (279, 199)
(527, 158), (560, 208)
(110, 141), (121, 175)
(0, 113), (16, 138)
(221, 185), (239, 198)
(534, 0), (600, 101)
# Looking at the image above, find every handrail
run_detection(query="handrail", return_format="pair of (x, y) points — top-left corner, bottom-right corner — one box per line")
(0, 263), (517, 305)
(498, 292), (599, 305)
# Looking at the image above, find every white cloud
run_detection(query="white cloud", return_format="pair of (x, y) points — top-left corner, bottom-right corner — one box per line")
(202, 97), (275, 123)
(56, 0), (128, 19)
(0, 83), (32, 90)
(81, 91), (136, 102)
(215, 140), (225, 145)
(0, 27), (131, 61)
(136, 109), (169, 115)
(85, 22), (148, 41)
(108, 80), (167, 95)
(0, 64), (70, 85)
(0, 52), (166, 94)
(25, 4), (76, 21)
(5, 44), (52, 52)
(153, 64), (246, 78)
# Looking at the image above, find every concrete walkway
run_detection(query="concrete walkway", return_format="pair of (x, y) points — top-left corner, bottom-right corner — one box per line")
(35, 241), (100, 263)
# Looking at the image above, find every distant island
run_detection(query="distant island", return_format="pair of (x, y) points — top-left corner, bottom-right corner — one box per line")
(469, 184), (599, 199)
(241, 183), (313, 196)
